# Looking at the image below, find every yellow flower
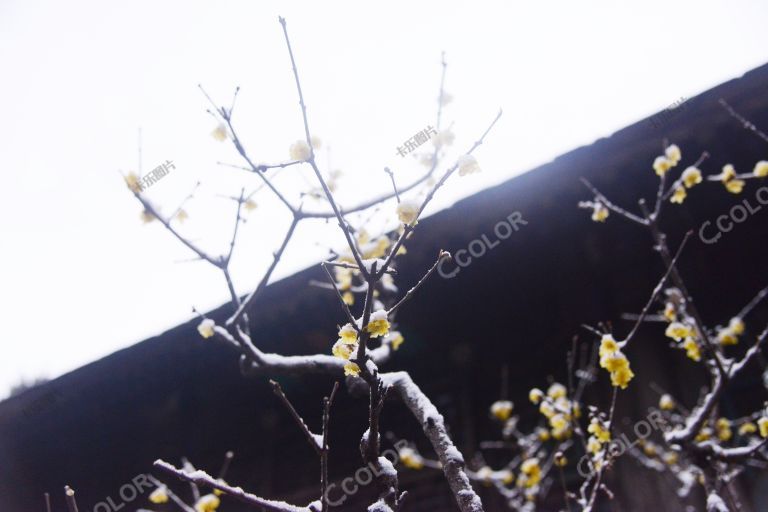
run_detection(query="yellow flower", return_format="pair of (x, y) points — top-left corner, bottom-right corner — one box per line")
(587, 436), (602, 455)
(396, 199), (420, 225)
(721, 164), (737, 182)
(490, 400), (514, 421)
(695, 427), (712, 442)
(140, 209), (155, 223)
(759, 417), (768, 438)
(366, 310), (390, 338)
(717, 328), (738, 346)
(643, 443), (657, 457)
(457, 154), (481, 176)
(653, 156), (673, 176)
(197, 319), (215, 339)
(388, 331), (405, 350)
(338, 323), (358, 344)
(536, 427), (550, 441)
(399, 447), (424, 469)
(716, 418), (732, 442)
(476, 466), (493, 486)
(665, 322), (693, 341)
(600, 351), (629, 373)
(547, 382), (567, 399)
(610, 364), (634, 389)
(754, 161), (768, 178)
(725, 179), (745, 194)
(554, 452), (568, 467)
(539, 401), (555, 418)
(599, 334), (620, 358)
(551, 424), (572, 440)
(289, 140), (312, 161)
(682, 167), (702, 188)
(194, 494), (220, 512)
(659, 394), (675, 411)
(549, 413), (568, 431)
(149, 486), (169, 504)
(211, 123), (228, 142)
(342, 291), (354, 306)
(175, 209), (189, 223)
(244, 199), (258, 211)
(683, 337), (701, 362)
(662, 451), (678, 466)
(665, 144), (681, 166)
(729, 317), (745, 335)
(124, 172), (143, 193)
(739, 422), (757, 435)
(670, 186), (687, 204)
(663, 302), (676, 322)
(519, 458), (541, 488)
(344, 361), (361, 377)
(592, 203), (609, 222)
(588, 419), (611, 443)
(332, 340), (355, 360)
(529, 388), (544, 404)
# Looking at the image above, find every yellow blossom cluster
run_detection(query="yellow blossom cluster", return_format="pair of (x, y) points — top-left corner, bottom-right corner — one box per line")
(489, 400), (514, 421)
(598, 334), (634, 389)
(530, 382), (580, 440)
(718, 164), (746, 194)
(398, 446), (424, 470)
(194, 494), (220, 512)
(331, 323), (361, 376)
(476, 466), (514, 486)
(716, 317), (745, 346)
(670, 165), (703, 205)
(652, 144), (682, 176)
(587, 416), (611, 457)
(663, 311), (702, 362)
(716, 418), (733, 442)
(516, 458), (541, 489)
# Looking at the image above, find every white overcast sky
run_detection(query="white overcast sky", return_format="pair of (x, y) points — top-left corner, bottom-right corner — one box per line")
(1, 0), (766, 397)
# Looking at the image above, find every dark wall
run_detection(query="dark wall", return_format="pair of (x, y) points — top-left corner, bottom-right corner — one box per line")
(2, 64), (767, 512)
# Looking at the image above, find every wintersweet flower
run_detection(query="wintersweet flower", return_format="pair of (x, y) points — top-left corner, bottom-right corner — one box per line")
(539, 401), (555, 418)
(665, 144), (682, 166)
(342, 291), (354, 306)
(549, 413), (568, 431)
(175, 209), (189, 223)
(536, 427), (550, 441)
(754, 161), (768, 178)
(663, 302), (676, 322)
(682, 167), (703, 188)
(495, 469), (514, 485)
(610, 365), (634, 389)
(490, 400), (514, 421)
(592, 203), (609, 222)
(244, 199), (258, 211)
(662, 452), (678, 466)
(729, 317), (745, 335)
(717, 328), (739, 346)
(396, 199), (420, 225)
(332, 340), (354, 360)
(310, 135), (322, 150)
(195, 494), (220, 512)
(476, 466), (493, 485)
(289, 140), (312, 161)
(587, 436), (602, 455)
(399, 447), (424, 469)
(529, 388), (544, 404)
(759, 417), (768, 438)
(721, 164), (737, 182)
(665, 322), (693, 341)
(547, 382), (567, 399)
(140, 209), (155, 224)
(716, 418), (732, 442)
(211, 123), (228, 142)
(338, 323), (358, 344)
(659, 394), (675, 411)
(554, 452), (568, 467)
(197, 319), (215, 339)
(683, 337), (701, 361)
(124, 172), (143, 193)
(738, 422), (757, 435)
(726, 179), (745, 194)
(653, 156), (673, 176)
(457, 154), (481, 176)
(518, 458), (541, 488)
(344, 361), (361, 377)
(670, 186), (687, 204)
(433, 129), (455, 147)
(149, 486), (169, 504)
(366, 310), (390, 338)
(719, 164), (745, 194)
(388, 331), (405, 350)
(599, 334), (619, 358)
(588, 418), (611, 442)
